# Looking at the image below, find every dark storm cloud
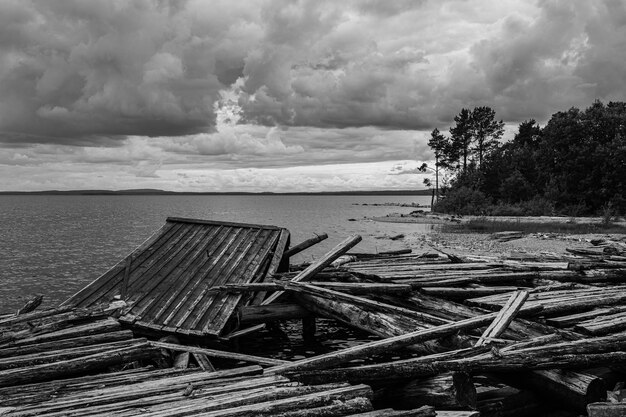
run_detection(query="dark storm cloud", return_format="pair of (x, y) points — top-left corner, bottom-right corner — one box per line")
(1, 0), (625, 150)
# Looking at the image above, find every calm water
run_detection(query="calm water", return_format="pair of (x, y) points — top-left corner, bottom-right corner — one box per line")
(0, 194), (433, 313)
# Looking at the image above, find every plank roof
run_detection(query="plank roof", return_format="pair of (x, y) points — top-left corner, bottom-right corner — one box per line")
(62, 217), (290, 337)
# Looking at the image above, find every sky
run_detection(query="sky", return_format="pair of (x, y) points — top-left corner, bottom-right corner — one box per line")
(1, 0), (625, 192)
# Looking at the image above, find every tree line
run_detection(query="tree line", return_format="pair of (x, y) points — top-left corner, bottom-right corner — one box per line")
(424, 101), (626, 216)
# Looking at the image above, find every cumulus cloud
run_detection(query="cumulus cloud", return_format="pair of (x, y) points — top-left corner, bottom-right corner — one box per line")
(1, 0), (625, 191)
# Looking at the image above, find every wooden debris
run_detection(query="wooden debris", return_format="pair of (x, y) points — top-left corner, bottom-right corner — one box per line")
(283, 233), (328, 259)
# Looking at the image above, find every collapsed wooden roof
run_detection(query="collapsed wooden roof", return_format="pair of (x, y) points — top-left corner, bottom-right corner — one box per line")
(63, 217), (290, 338)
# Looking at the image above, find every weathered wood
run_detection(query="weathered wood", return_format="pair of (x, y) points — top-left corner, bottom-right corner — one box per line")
(546, 306), (626, 328)
(283, 233), (328, 259)
(192, 351), (216, 372)
(377, 372), (476, 410)
(1, 317), (121, 348)
(0, 342), (160, 387)
(151, 341), (288, 366)
(285, 351), (626, 384)
(420, 286), (528, 299)
(347, 406), (435, 417)
(262, 235), (362, 305)
(0, 330), (134, 359)
(587, 402), (626, 417)
(16, 295), (44, 315)
(271, 397), (372, 417)
(266, 311), (501, 374)
(239, 304), (312, 325)
(287, 283), (448, 325)
(575, 310), (626, 335)
(294, 293), (447, 355)
(516, 369), (606, 412)
(475, 290), (528, 347)
(0, 338), (148, 371)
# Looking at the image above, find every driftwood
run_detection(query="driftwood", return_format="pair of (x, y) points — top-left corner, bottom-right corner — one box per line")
(267, 312), (502, 374)
(16, 295), (44, 315)
(262, 235), (362, 305)
(377, 372), (477, 410)
(0, 342), (161, 387)
(475, 290), (528, 347)
(151, 341), (288, 367)
(239, 304), (312, 325)
(283, 233), (328, 259)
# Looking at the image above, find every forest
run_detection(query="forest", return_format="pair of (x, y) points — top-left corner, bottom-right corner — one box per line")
(425, 101), (626, 217)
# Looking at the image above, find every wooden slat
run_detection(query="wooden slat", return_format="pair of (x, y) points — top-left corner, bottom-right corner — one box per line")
(129, 225), (219, 320)
(139, 225), (226, 324)
(167, 217), (281, 230)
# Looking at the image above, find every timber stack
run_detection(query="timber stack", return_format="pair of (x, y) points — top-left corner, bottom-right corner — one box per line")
(1, 217), (625, 416)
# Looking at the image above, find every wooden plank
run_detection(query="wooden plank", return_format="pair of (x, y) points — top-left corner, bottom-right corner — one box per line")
(151, 341), (288, 366)
(266, 311), (501, 374)
(475, 290), (529, 347)
(285, 283), (449, 326)
(251, 229), (291, 305)
(196, 228), (274, 332)
(261, 235), (362, 305)
(156, 226), (235, 327)
(130, 224), (220, 321)
(162, 226), (249, 330)
(137, 225), (226, 324)
(124, 224), (208, 315)
(283, 233), (327, 258)
(167, 216), (281, 230)
(178, 228), (266, 333)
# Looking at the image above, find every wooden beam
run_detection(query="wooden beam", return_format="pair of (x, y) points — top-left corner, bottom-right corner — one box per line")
(283, 233), (328, 258)
(475, 290), (529, 347)
(151, 341), (288, 367)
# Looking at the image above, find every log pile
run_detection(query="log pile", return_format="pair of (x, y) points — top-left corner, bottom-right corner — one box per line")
(3, 226), (626, 416)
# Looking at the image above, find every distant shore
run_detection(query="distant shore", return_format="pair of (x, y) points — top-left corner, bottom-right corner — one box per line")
(0, 189), (433, 196)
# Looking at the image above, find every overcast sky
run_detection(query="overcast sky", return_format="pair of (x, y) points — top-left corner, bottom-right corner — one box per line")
(1, 0), (625, 192)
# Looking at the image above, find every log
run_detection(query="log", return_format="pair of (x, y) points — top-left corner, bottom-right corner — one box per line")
(266, 311), (502, 374)
(271, 397), (372, 417)
(262, 235), (362, 305)
(294, 293), (478, 356)
(1, 317), (121, 348)
(377, 372), (476, 410)
(285, 351), (626, 385)
(475, 290), (528, 347)
(239, 304), (313, 325)
(514, 369), (606, 412)
(151, 341), (288, 366)
(0, 330), (134, 359)
(420, 286), (527, 299)
(16, 295), (43, 315)
(216, 282), (412, 296)
(588, 402), (626, 417)
(347, 406), (435, 417)
(546, 306), (626, 328)
(283, 233), (328, 259)
(0, 338), (148, 371)
(0, 342), (161, 387)
(476, 384), (545, 417)
(286, 283), (448, 325)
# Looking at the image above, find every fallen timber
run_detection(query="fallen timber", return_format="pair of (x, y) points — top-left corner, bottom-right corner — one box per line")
(2, 220), (626, 415)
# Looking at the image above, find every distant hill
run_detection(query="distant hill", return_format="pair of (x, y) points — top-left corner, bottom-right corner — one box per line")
(0, 189), (432, 196)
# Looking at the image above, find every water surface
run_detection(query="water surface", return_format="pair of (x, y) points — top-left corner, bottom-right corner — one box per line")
(0, 194), (433, 313)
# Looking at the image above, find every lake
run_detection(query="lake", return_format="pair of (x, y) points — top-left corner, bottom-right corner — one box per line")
(0, 194), (433, 313)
